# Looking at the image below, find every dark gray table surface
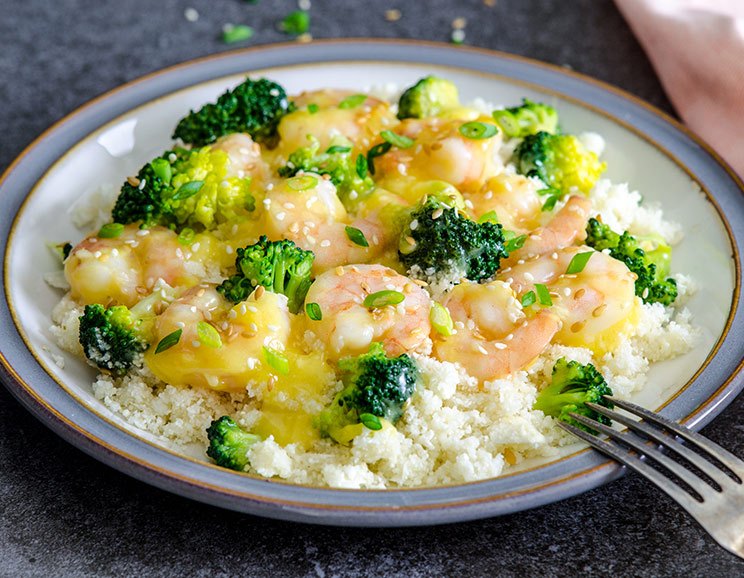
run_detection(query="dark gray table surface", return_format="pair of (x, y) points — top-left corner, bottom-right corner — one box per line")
(1, 0), (743, 576)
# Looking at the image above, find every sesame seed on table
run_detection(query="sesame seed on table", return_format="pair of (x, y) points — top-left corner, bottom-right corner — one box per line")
(1, 0), (743, 576)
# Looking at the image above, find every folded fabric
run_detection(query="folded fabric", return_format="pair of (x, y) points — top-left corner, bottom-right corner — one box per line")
(614, 0), (744, 176)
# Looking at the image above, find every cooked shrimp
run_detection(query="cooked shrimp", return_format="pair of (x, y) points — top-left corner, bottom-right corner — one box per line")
(261, 174), (388, 273)
(433, 281), (561, 381)
(65, 225), (200, 307)
(375, 117), (503, 196)
(501, 195), (591, 267)
(304, 264), (432, 359)
(465, 173), (543, 232)
(212, 133), (269, 183)
(501, 246), (638, 353)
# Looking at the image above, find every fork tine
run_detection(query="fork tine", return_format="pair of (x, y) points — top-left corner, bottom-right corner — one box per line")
(557, 421), (703, 511)
(609, 397), (744, 480)
(567, 413), (718, 500)
(586, 402), (739, 490)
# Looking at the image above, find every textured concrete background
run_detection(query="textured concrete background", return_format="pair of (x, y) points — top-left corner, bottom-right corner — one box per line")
(1, 0), (743, 576)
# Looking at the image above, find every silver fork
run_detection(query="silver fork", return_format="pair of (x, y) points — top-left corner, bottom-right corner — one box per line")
(557, 397), (744, 559)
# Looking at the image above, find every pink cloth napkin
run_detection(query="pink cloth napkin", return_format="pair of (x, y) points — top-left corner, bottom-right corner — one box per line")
(614, 0), (744, 176)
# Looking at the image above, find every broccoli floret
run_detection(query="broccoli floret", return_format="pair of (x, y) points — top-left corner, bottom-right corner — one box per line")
(533, 358), (614, 433)
(206, 416), (261, 471)
(173, 77), (292, 147)
(585, 218), (677, 305)
(397, 76), (460, 120)
(112, 146), (255, 230)
(79, 305), (150, 375)
(277, 136), (374, 204)
(317, 343), (418, 444)
(398, 196), (508, 286)
(217, 235), (314, 314)
(492, 99), (559, 138)
(513, 131), (605, 195)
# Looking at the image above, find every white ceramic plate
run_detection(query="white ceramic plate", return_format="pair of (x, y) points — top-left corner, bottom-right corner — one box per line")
(1, 40), (743, 526)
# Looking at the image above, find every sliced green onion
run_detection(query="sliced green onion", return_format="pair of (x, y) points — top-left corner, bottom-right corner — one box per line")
(535, 283), (553, 306)
(98, 223), (124, 239)
(197, 321), (222, 349)
(344, 226), (369, 247)
(286, 174), (318, 191)
(458, 121), (498, 140)
(380, 130), (414, 149)
(279, 10), (310, 35)
(177, 227), (196, 246)
(359, 413), (382, 431)
(363, 290), (405, 308)
(326, 145), (352, 154)
(430, 302), (454, 336)
(150, 158), (172, 185)
(155, 329), (182, 354)
(503, 232), (527, 254)
(222, 24), (254, 44)
(566, 251), (593, 274)
(307, 103), (319, 114)
(172, 180), (205, 201)
(541, 194), (560, 212)
(355, 154), (368, 179)
(367, 142), (392, 175)
(478, 210), (499, 224)
(338, 93), (367, 109)
(305, 302), (322, 321)
(263, 346), (290, 375)
(521, 291), (536, 307)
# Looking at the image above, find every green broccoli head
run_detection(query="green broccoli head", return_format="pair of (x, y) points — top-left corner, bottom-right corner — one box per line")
(492, 99), (559, 138)
(514, 131), (605, 195)
(78, 304), (151, 375)
(173, 77), (292, 147)
(585, 218), (677, 305)
(317, 343), (419, 444)
(277, 136), (374, 205)
(217, 235), (314, 314)
(206, 416), (261, 471)
(533, 358), (614, 433)
(112, 146), (255, 230)
(397, 76), (460, 120)
(398, 196), (508, 286)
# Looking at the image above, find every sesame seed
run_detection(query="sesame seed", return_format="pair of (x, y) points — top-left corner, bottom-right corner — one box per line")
(127, 176), (140, 187)
(239, 303), (247, 315)
(249, 323), (258, 333)
(176, 321), (186, 328)
(642, 287), (650, 299)
(225, 246), (234, 255)
(191, 242), (201, 252)
(192, 340), (201, 348)
(477, 344), (489, 355)
(196, 288), (206, 297)
(484, 190), (493, 200)
(570, 321), (585, 333)
(574, 288), (586, 300)
(405, 235), (416, 246)
(247, 305), (258, 313)
(93, 251), (102, 258)
(452, 17), (467, 29)
(138, 179), (147, 190)
(410, 219), (419, 231)
(592, 304), (607, 317)
(563, 287), (571, 296)
(283, 202), (295, 210)
(228, 310), (237, 320)
(523, 272), (534, 282)
(384, 8), (401, 21)
(464, 199), (474, 210)
(254, 285), (265, 299)
(267, 324), (280, 331)
(335, 266), (345, 276)
(494, 342), (507, 350)
(320, 240), (331, 247)
(297, 33), (313, 43)
(276, 211), (286, 221)
(504, 333), (514, 341)
(431, 208), (444, 220)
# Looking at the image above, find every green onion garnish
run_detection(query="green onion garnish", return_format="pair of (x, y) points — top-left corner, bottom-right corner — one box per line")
(196, 321), (222, 349)
(355, 154), (368, 179)
(305, 302), (322, 321)
(458, 121), (498, 140)
(326, 145), (352, 154)
(279, 10), (310, 35)
(287, 174), (318, 191)
(503, 232), (527, 254)
(344, 226), (369, 247)
(380, 130), (415, 149)
(222, 24), (254, 44)
(155, 329), (182, 354)
(338, 93), (367, 109)
(98, 223), (124, 239)
(521, 291), (536, 307)
(367, 142), (392, 175)
(478, 210), (499, 224)
(566, 251), (593, 275)
(172, 180), (205, 201)
(307, 103), (319, 114)
(430, 302), (454, 336)
(177, 228), (195, 246)
(263, 346), (290, 375)
(363, 290), (405, 308)
(535, 283), (553, 306)
(359, 413), (383, 431)
(150, 158), (172, 185)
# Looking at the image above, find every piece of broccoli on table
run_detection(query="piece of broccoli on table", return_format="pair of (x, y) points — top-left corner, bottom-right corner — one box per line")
(277, 136), (374, 203)
(491, 99), (559, 138)
(112, 146), (255, 230)
(317, 343), (419, 444)
(206, 416), (261, 471)
(173, 77), (292, 147)
(398, 195), (509, 286)
(397, 76), (460, 120)
(533, 358), (614, 433)
(585, 218), (677, 305)
(217, 235), (314, 314)
(513, 131), (605, 195)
